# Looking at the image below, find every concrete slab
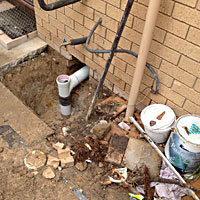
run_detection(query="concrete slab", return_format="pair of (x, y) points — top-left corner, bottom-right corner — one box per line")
(123, 137), (162, 178)
(0, 37), (47, 74)
(0, 82), (53, 146)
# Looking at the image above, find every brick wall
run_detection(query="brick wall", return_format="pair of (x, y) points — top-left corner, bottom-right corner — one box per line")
(33, 0), (200, 116)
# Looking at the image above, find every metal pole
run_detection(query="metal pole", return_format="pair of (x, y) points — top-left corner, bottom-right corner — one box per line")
(86, 0), (135, 120)
(129, 116), (200, 200)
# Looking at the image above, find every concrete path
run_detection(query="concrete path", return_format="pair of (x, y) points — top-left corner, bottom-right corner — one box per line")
(0, 37), (47, 74)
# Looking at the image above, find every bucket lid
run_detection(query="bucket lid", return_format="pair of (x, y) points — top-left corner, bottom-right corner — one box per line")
(176, 115), (200, 145)
(140, 104), (176, 130)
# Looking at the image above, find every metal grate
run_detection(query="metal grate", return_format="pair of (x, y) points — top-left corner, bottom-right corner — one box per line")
(0, 6), (36, 39)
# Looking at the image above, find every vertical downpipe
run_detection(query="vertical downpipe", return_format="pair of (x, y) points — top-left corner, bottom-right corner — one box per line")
(125, 0), (161, 118)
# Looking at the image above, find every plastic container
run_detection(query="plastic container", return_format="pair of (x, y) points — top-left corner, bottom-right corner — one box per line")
(140, 104), (176, 143)
(165, 115), (200, 173)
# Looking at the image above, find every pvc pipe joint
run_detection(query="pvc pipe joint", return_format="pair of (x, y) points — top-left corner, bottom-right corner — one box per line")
(56, 66), (90, 116)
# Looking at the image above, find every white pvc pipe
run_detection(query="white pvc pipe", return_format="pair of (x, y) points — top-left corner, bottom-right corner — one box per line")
(56, 66), (90, 116)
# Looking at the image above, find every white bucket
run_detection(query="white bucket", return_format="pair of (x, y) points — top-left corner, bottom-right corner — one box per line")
(165, 115), (200, 173)
(140, 104), (176, 143)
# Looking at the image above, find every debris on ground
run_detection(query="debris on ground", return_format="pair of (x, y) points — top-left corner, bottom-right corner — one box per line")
(47, 155), (60, 169)
(62, 126), (70, 136)
(58, 147), (74, 168)
(108, 167), (128, 183)
(53, 142), (65, 150)
(105, 134), (129, 165)
(123, 138), (162, 178)
(118, 121), (130, 131)
(72, 188), (88, 200)
(128, 193), (144, 200)
(0, 147), (4, 153)
(71, 136), (107, 164)
(75, 161), (88, 171)
(42, 167), (55, 179)
(91, 120), (111, 140)
(24, 150), (46, 170)
(153, 161), (190, 200)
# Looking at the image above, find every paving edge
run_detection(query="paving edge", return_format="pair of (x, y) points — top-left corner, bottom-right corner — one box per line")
(0, 43), (47, 76)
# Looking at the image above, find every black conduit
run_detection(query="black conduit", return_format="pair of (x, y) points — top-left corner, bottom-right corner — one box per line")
(85, 18), (160, 94)
(38, 0), (80, 11)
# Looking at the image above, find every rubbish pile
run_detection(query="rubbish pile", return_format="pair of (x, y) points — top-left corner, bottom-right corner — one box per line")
(23, 97), (200, 200)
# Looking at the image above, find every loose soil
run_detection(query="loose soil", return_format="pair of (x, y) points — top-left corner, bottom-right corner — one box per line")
(0, 47), (199, 200)
(0, 47), (130, 200)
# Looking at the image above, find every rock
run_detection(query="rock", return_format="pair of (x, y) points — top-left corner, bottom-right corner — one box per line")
(75, 161), (88, 171)
(0, 147), (4, 153)
(123, 138), (162, 178)
(24, 150), (46, 170)
(47, 155), (60, 169)
(32, 171), (39, 176)
(53, 142), (65, 150)
(58, 148), (74, 168)
(42, 167), (55, 179)
(98, 162), (104, 168)
(62, 127), (70, 136)
(41, 52), (46, 56)
(91, 122), (111, 140)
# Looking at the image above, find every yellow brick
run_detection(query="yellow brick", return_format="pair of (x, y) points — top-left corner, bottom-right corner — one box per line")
(57, 12), (74, 29)
(75, 44), (92, 60)
(114, 67), (133, 85)
(179, 56), (200, 78)
(145, 68), (173, 88)
(146, 52), (162, 69)
(133, 17), (166, 43)
(65, 7), (83, 25)
(73, 3), (94, 19)
(172, 80), (200, 106)
(156, 13), (189, 38)
(151, 40), (180, 65)
(84, 0), (106, 14)
(160, 83), (185, 106)
(43, 21), (57, 36)
(130, 3), (147, 20)
(74, 22), (90, 36)
(117, 51), (137, 67)
(194, 79), (200, 92)
(164, 33), (200, 62)
(37, 24), (50, 39)
(65, 26), (82, 39)
(197, 1), (200, 10)
(49, 16), (64, 33)
(94, 11), (119, 32)
(68, 45), (85, 63)
(138, 0), (174, 15)
(35, 7), (49, 22)
(84, 17), (106, 37)
(35, 16), (43, 26)
(187, 27), (200, 47)
(107, 72), (126, 90)
(112, 56), (127, 72)
(104, 0), (121, 8)
(113, 85), (128, 99)
(160, 60), (196, 87)
(166, 100), (188, 117)
(94, 34), (112, 49)
(106, 3), (123, 22)
(122, 26), (141, 45)
(173, 3), (200, 28)
(126, 64), (135, 76)
(175, 0), (197, 8)
(183, 100), (200, 115)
